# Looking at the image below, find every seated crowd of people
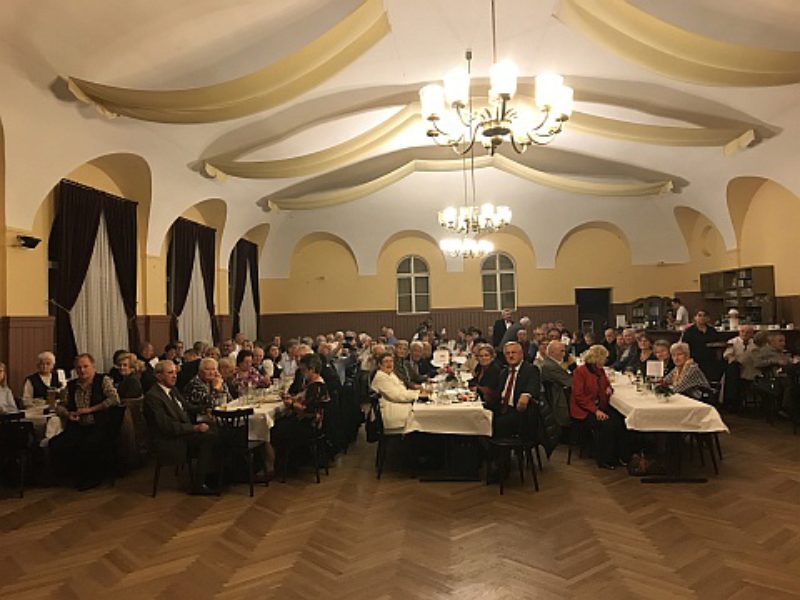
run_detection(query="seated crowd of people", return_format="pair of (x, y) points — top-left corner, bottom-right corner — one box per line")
(2, 308), (796, 492)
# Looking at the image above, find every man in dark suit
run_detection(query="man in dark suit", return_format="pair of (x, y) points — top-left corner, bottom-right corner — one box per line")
(177, 348), (201, 392)
(487, 341), (541, 438)
(498, 317), (531, 354)
(492, 309), (515, 348)
(144, 360), (221, 495)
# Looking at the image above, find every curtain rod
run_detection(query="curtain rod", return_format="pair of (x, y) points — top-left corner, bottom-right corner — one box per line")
(59, 178), (138, 205)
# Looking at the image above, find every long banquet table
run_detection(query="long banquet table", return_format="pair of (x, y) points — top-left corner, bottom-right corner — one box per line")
(609, 373), (728, 483)
(404, 397), (493, 437)
(610, 376), (728, 433)
(221, 394), (283, 442)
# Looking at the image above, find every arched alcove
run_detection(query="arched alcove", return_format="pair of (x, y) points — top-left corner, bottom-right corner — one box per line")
(726, 176), (768, 248)
(555, 221), (632, 263)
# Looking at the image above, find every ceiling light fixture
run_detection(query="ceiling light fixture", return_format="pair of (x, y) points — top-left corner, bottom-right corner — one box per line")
(419, 0), (573, 156)
(438, 133), (498, 259)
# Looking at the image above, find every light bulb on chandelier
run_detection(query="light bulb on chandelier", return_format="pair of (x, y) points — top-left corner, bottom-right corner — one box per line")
(439, 237), (495, 259)
(438, 203), (512, 234)
(419, 0), (573, 156)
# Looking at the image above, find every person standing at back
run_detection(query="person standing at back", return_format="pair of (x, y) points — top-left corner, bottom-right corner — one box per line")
(492, 309), (514, 349)
(671, 297), (690, 331)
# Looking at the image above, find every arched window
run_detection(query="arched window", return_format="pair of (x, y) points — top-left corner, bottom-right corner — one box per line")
(396, 255), (429, 314)
(481, 252), (516, 310)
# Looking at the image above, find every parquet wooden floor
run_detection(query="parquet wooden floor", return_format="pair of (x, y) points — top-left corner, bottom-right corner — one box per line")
(1, 415), (798, 600)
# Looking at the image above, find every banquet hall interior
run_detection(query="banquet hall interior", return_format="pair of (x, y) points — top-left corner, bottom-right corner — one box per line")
(0, 1), (799, 598)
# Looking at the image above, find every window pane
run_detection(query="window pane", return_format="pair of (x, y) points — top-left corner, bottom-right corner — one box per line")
(413, 257), (428, 273)
(398, 277), (412, 294)
(415, 276), (429, 293)
(501, 292), (516, 310)
(500, 273), (515, 292)
(484, 293), (498, 311)
(482, 274), (497, 292)
(397, 258), (411, 274)
(416, 294), (430, 312)
(481, 255), (496, 271)
(498, 254), (514, 270)
(398, 295), (412, 313)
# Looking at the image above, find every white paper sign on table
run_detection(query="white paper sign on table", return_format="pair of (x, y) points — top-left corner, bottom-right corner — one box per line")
(646, 360), (664, 378)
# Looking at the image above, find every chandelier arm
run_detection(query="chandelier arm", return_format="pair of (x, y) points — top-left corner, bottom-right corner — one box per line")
(510, 136), (528, 155)
(528, 106), (553, 136)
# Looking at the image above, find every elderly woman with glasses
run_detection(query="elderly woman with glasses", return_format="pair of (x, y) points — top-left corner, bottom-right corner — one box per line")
(22, 351), (62, 407)
(663, 342), (712, 399)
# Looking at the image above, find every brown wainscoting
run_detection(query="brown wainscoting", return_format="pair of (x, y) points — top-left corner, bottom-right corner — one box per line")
(259, 305), (578, 343)
(0, 316), (55, 397)
(216, 314), (232, 343)
(136, 315), (172, 352)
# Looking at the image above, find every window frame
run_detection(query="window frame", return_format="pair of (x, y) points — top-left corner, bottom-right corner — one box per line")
(396, 255), (430, 315)
(481, 252), (517, 311)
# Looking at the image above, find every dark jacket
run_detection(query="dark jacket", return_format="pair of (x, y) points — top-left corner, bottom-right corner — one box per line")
(470, 361), (502, 404)
(492, 318), (513, 348)
(143, 384), (194, 464)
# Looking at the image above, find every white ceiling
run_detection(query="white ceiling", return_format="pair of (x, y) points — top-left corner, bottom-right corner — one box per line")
(1, 0), (799, 274)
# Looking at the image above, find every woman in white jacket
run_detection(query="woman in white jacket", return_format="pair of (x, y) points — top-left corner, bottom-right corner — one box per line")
(370, 353), (428, 430)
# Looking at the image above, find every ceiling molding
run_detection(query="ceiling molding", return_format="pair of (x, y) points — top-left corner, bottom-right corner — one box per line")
(263, 154), (673, 210)
(557, 0), (800, 86)
(66, 0), (390, 123)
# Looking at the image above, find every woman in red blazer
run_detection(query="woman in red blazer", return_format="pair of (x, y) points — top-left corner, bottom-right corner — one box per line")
(570, 345), (629, 469)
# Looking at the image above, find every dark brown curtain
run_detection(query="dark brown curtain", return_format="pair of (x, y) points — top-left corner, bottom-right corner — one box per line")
(50, 182), (103, 368)
(168, 217), (218, 344)
(230, 239), (259, 338)
(50, 180), (140, 368)
(103, 194), (139, 352)
(197, 224), (219, 344)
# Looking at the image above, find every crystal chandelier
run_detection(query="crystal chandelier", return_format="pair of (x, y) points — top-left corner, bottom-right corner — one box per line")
(438, 136), (498, 259)
(439, 237), (494, 259)
(419, 0), (574, 156)
(438, 203), (512, 234)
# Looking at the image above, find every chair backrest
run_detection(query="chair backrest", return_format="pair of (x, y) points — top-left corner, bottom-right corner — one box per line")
(0, 419), (34, 454)
(212, 408), (252, 448)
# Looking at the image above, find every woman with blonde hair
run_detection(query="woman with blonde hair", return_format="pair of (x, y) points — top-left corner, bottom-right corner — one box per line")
(570, 345), (628, 469)
(22, 351), (62, 407)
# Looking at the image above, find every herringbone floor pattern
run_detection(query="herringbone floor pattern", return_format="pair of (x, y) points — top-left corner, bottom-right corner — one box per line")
(1, 415), (799, 600)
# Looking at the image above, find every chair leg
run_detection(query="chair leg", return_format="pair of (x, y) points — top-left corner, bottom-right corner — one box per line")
(281, 449), (290, 483)
(706, 435), (719, 475)
(313, 441), (321, 484)
(516, 448), (525, 484)
(18, 454), (26, 499)
(499, 449), (507, 495)
(694, 435), (706, 467)
(566, 442), (572, 465)
(376, 438), (386, 480)
(713, 433), (723, 461)
(529, 449), (540, 492)
(247, 452), (255, 497)
(152, 463), (161, 498)
(535, 446), (543, 471)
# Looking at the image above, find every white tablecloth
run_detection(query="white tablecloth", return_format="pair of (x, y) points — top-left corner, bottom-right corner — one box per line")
(610, 379), (729, 433)
(23, 407), (63, 446)
(405, 401), (493, 436)
(223, 398), (282, 442)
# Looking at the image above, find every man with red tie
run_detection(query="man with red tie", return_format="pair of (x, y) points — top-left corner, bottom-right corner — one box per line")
(487, 341), (542, 438)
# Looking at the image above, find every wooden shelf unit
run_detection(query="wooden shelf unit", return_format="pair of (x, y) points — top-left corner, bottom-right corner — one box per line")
(700, 266), (775, 323)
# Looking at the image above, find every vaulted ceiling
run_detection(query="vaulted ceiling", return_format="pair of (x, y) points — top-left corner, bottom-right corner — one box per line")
(1, 0), (799, 274)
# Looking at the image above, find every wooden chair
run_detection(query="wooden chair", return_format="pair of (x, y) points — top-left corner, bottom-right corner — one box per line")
(212, 408), (268, 496)
(369, 392), (404, 480)
(277, 408), (329, 485)
(566, 417), (597, 465)
(486, 436), (539, 495)
(0, 414), (34, 498)
(143, 404), (194, 498)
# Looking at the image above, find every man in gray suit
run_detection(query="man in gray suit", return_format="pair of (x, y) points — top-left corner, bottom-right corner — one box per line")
(144, 360), (221, 495)
(539, 341), (572, 427)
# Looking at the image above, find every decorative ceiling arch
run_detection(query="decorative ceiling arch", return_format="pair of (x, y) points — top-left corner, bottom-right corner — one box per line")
(556, 0), (800, 86)
(673, 205), (726, 260)
(260, 150), (675, 210)
(555, 221), (632, 263)
(726, 176), (769, 247)
(66, 0), (390, 123)
(290, 231), (360, 275)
